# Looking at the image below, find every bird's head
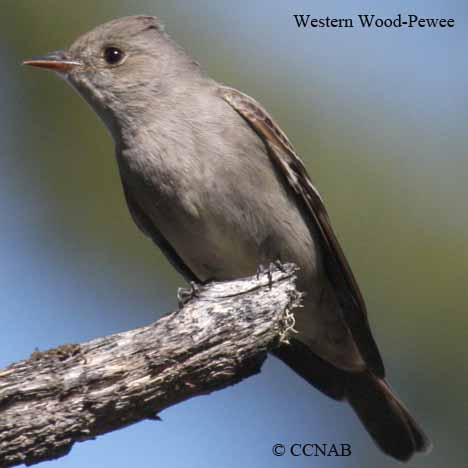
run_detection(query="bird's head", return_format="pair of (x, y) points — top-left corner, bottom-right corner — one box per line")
(23, 15), (200, 137)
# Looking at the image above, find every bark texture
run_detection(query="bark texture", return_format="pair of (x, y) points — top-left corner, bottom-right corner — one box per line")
(0, 264), (300, 468)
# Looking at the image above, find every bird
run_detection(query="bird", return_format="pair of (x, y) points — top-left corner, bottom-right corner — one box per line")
(23, 15), (431, 461)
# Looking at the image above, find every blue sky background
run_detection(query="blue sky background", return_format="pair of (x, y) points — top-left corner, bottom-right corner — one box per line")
(1, 1), (467, 467)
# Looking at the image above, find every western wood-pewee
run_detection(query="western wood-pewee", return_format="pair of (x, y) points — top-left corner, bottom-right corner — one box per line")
(24, 15), (431, 460)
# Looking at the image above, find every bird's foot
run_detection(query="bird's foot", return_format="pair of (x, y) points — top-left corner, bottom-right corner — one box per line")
(273, 259), (286, 272)
(256, 261), (284, 289)
(256, 264), (266, 280)
(177, 281), (201, 309)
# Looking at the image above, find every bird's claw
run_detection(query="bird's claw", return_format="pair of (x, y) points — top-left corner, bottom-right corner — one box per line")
(256, 264), (266, 280)
(273, 259), (286, 272)
(256, 261), (284, 289)
(177, 281), (201, 309)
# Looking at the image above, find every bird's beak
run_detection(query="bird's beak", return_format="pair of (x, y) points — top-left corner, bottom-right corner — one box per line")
(22, 50), (82, 74)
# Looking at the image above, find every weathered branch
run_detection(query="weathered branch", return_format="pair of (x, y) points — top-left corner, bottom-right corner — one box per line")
(0, 264), (300, 468)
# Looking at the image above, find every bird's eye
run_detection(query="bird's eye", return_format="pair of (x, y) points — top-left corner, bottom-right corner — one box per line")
(103, 47), (125, 65)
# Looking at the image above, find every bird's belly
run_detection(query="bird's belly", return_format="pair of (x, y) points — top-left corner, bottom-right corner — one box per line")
(155, 203), (319, 289)
(159, 210), (267, 282)
(128, 158), (320, 284)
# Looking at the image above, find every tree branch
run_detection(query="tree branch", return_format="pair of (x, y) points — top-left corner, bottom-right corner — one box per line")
(0, 264), (300, 468)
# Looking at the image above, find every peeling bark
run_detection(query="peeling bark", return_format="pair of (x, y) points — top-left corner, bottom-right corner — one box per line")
(0, 264), (300, 468)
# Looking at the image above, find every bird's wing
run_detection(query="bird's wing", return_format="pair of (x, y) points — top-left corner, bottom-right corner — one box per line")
(122, 183), (200, 283)
(220, 86), (384, 377)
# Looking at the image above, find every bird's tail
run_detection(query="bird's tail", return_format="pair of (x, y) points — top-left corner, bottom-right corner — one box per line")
(346, 371), (432, 461)
(273, 340), (431, 461)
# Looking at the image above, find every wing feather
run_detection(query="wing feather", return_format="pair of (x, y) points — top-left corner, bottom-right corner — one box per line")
(122, 183), (200, 283)
(221, 87), (384, 376)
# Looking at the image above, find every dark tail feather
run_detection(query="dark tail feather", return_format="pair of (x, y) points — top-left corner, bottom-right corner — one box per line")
(346, 372), (432, 461)
(272, 338), (345, 400)
(273, 340), (432, 461)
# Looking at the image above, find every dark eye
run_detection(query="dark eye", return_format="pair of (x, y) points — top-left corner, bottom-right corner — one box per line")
(103, 47), (124, 65)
